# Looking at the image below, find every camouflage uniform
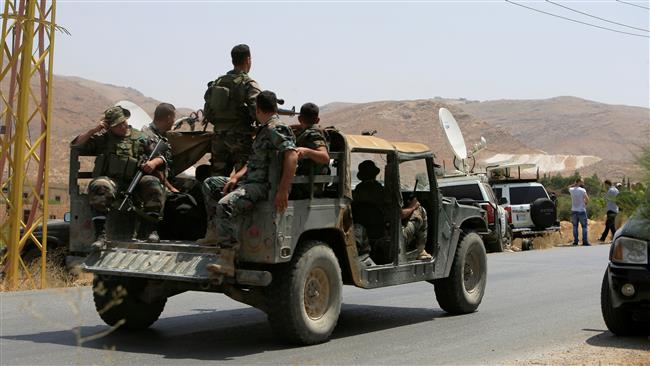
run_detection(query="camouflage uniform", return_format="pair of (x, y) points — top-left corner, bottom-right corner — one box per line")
(202, 114), (296, 247)
(141, 122), (173, 181)
(78, 129), (163, 215)
(290, 125), (329, 199)
(205, 70), (262, 177)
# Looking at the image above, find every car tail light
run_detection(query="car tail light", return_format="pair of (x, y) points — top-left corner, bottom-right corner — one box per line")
(480, 203), (495, 224)
(505, 206), (512, 224)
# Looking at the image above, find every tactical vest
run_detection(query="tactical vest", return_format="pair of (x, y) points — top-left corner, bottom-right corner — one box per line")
(203, 71), (252, 131)
(92, 132), (146, 182)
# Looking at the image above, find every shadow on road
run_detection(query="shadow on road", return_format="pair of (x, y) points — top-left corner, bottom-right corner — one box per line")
(583, 329), (650, 351)
(1, 303), (445, 361)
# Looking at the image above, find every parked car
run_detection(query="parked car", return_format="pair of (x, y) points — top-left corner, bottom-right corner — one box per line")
(490, 181), (559, 239)
(601, 213), (650, 336)
(20, 212), (71, 265)
(438, 173), (511, 252)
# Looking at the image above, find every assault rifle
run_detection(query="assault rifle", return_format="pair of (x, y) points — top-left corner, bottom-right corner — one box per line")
(277, 98), (298, 117)
(118, 138), (169, 211)
(173, 110), (203, 131)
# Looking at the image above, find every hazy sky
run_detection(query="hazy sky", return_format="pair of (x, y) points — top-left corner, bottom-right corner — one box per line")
(54, 1), (650, 110)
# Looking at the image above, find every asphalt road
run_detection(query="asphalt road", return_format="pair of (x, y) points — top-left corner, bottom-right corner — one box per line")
(1, 244), (648, 365)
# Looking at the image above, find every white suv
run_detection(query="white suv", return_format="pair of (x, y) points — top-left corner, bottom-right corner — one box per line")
(491, 181), (559, 238)
(438, 174), (512, 252)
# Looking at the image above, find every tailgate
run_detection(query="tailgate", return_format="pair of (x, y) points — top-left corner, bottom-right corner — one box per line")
(83, 241), (221, 282)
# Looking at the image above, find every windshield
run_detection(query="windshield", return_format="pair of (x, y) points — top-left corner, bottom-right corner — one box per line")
(509, 186), (548, 205)
(439, 184), (483, 201)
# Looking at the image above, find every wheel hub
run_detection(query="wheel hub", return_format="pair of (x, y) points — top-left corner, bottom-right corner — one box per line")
(304, 267), (330, 320)
(463, 249), (481, 293)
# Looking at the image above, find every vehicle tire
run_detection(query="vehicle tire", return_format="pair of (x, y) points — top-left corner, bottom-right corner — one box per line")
(521, 238), (534, 251)
(487, 223), (506, 253)
(530, 198), (556, 229)
(92, 275), (166, 330)
(266, 241), (342, 345)
(433, 232), (487, 314)
(600, 270), (644, 336)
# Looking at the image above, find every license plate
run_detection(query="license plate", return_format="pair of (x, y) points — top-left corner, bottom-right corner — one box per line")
(516, 213), (527, 222)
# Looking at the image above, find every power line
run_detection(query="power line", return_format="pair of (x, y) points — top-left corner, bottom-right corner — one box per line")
(616, 0), (650, 11)
(546, 0), (649, 33)
(505, 0), (650, 38)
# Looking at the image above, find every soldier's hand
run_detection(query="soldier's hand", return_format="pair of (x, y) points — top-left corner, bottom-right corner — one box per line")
(275, 189), (289, 213)
(296, 147), (308, 160)
(95, 120), (108, 133)
(223, 177), (238, 194)
(141, 160), (157, 174)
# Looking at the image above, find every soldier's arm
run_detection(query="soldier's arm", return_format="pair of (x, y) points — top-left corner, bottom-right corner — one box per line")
(276, 150), (298, 212)
(71, 120), (107, 147)
(297, 146), (329, 165)
(245, 80), (262, 120)
(224, 165), (248, 193)
(296, 129), (329, 164)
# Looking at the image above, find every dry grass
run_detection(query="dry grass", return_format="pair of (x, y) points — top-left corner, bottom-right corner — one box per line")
(511, 219), (616, 251)
(0, 249), (92, 292)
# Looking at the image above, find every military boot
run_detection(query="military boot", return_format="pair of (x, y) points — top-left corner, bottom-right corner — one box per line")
(137, 215), (160, 242)
(91, 217), (106, 250)
(206, 247), (236, 277)
(197, 216), (219, 246)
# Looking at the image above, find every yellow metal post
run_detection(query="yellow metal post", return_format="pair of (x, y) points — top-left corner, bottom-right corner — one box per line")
(1, 0), (58, 290)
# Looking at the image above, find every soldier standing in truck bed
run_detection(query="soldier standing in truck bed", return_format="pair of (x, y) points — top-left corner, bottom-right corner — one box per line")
(71, 106), (166, 246)
(203, 44), (262, 177)
(198, 91), (298, 277)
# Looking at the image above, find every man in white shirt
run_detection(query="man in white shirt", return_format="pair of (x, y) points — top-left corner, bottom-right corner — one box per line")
(569, 178), (590, 246)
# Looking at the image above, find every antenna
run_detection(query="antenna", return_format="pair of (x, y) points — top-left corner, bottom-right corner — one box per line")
(114, 100), (152, 131)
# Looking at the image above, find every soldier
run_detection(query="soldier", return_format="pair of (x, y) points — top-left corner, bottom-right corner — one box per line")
(353, 160), (432, 260)
(290, 102), (330, 199)
(71, 106), (167, 246)
(199, 90), (298, 277)
(141, 102), (178, 193)
(203, 44), (262, 177)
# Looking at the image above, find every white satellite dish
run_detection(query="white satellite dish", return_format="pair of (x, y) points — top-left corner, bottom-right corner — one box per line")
(439, 107), (468, 160)
(114, 100), (151, 131)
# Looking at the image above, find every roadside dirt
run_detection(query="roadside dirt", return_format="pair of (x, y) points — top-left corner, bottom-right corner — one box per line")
(513, 333), (650, 366)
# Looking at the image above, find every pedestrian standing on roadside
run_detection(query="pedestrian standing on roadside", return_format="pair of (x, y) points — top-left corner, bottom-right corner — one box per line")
(599, 179), (619, 242)
(569, 178), (590, 246)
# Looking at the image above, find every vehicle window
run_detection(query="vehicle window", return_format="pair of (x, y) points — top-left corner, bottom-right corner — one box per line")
(482, 184), (497, 203)
(439, 184), (483, 201)
(509, 186), (548, 205)
(399, 159), (429, 192)
(350, 152), (387, 189)
(493, 187), (503, 200)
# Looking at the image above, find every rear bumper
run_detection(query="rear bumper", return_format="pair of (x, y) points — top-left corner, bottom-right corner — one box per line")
(512, 225), (561, 237)
(607, 264), (650, 321)
(82, 240), (272, 287)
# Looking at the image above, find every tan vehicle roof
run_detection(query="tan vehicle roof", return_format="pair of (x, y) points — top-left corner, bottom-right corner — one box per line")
(346, 135), (430, 154)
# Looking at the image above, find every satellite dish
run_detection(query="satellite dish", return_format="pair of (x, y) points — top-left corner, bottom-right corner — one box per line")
(439, 108), (467, 160)
(114, 100), (151, 131)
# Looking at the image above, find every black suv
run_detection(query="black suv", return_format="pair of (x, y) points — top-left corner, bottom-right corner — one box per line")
(601, 214), (650, 335)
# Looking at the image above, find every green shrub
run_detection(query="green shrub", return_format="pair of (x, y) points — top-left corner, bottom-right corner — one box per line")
(556, 196), (572, 221)
(587, 197), (605, 220)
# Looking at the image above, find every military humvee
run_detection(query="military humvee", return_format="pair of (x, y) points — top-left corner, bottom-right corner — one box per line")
(74, 129), (489, 345)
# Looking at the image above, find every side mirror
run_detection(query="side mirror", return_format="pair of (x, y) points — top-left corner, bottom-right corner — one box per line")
(64, 212), (71, 222)
(498, 197), (508, 205)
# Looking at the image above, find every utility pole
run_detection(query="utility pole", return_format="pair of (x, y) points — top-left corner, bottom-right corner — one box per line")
(1, 0), (58, 289)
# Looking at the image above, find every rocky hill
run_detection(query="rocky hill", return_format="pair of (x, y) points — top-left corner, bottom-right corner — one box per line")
(5, 75), (646, 184)
(319, 99), (537, 171)
(460, 96), (649, 179)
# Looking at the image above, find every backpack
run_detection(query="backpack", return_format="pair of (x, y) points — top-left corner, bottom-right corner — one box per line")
(203, 72), (251, 127)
